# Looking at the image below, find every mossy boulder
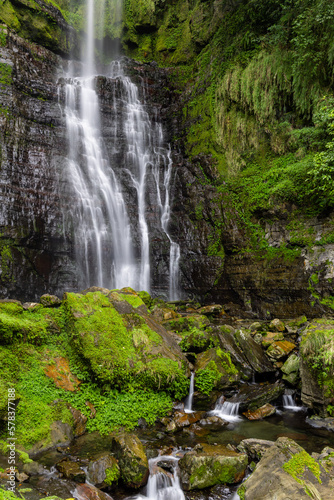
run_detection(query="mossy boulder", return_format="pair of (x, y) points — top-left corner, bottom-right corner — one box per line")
(63, 290), (189, 396)
(55, 458), (86, 482)
(179, 443), (248, 490)
(266, 340), (296, 360)
(281, 354), (300, 385)
(194, 347), (240, 391)
(0, 0), (78, 56)
(232, 381), (285, 412)
(111, 432), (149, 488)
(300, 319), (334, 415)
(238, 437), (334, 500)
(0, 301), (52, 344)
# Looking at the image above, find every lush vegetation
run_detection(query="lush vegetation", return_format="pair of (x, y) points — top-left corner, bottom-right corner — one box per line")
(0, 291), (189, 450)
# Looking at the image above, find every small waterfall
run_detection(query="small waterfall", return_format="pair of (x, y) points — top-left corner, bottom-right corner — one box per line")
(211, 397), (241, 422)
(184, 373), (195, 413)
(134, 455), (185, 500)
(283, 393), (302, 411)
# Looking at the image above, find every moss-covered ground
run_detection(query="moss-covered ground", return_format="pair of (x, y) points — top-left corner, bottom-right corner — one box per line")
(0, 290), (189, 451)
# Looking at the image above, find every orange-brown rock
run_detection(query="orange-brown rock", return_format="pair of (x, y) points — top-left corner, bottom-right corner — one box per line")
(44, 357), (81, 391)
(243, 403), (276, 420)
(267, 341), (296, 360)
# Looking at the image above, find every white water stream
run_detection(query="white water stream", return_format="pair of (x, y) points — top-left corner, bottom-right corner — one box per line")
(184, 372), (195, 413)
(211, 397), (242, 422)
(60, 0), (180, 296)
(283, 394), (303, 411)
(134, 455), (185, 500)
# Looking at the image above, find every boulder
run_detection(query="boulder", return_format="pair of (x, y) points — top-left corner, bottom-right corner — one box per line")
(281, 354), (300, 385)
(179, 443), (248, 490)
(56, 458), (86, 481)
(110, 433), (149, 488)
(269, 319), (285, 332)
(300, 319), (334, 415)
(261, 331), (284, 348)
(87, 452), (120, 488)
(216, 326), (253, 379)
(74, 483), (114, 500)
(238, 437), (334, 499)
(198, 415), (229, 430)
(63, 291), (189, 394)
(266, 340), (296, 360)
(40, 294), (62, 307)
(28, 420), (74, 456)
(237, 438), (275, 461)
(194, 348), (240, 389)
(165, 411), (206, 432)
(243, 403), (276, 420)
(234, 329), (275, 373)
(228, 381), (285, 412)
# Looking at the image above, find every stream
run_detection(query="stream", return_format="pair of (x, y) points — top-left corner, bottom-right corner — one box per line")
(8, 394), (332, 500)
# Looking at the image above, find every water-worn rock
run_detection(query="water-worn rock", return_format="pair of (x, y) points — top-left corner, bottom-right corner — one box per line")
(238, 437), (334, 499)
(179, 443), (248, 490)
(243, 403), (276, 420)
(74, 483), (114, 500)
(300, 319), (334, 415)
(56, 458), (86, 481)
(64, 290), (189, 391)
(166, 411), (206, 432)
(87, 452), (120, 488)
(198, 415), (229, 430)
(269, 318), (285, 332)
(227, 382), (285, 412)
(28, 420), (73, 456)
(110, 433), (149, 488)
(40, 294), (62, 307)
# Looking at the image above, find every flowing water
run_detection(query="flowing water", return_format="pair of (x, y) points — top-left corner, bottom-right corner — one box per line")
(184, 372), (195, 413)
(133, 455), (185, 500)
(211, 398), (242, 422)
(283, 393), (303, 411)
(59, 0), (180, 296)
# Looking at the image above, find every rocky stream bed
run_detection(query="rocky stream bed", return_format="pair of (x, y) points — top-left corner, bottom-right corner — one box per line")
(0, 288), (334, 499)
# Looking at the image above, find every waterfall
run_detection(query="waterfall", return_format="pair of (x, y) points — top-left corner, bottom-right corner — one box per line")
(184, 373), (195, 413)
(283, 393), (302, 411)
(134, 455), (185, 500)
(211, 397), (241, 422)
(59, 1), (180, 297)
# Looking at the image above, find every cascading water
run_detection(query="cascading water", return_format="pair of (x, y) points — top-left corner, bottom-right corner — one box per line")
(59, 0), (180, 297)
(184, 372), (195, 413)
(133, 455), (185, 500)
(211, 397), (241, 422)
(283, 393), (302, 411)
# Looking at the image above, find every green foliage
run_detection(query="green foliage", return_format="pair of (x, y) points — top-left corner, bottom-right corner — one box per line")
(179, 327), (217, 352)
(195, 360), (220, 395)
(300, 327), (334, 394)
(0, 63), (12, 86)
(105, 463), (121, 485)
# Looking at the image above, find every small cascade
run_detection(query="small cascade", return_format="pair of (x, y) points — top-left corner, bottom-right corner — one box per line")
(134, 455), (185, 500)
(184, 372), (195, 413)
(211, 397), (242, 422)
(283, 393), (302, 411)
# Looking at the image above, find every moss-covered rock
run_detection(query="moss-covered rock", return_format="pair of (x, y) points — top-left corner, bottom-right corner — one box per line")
(281, 354), (300, 386)
(111, 432), (149, 488)
(194, 347), (240, 392)
(63, 290), (189, 397)
(0, 0), (78, 56)
(179, 443), (248, 490)
(87, 452), (120, 488)
(234, 329), (275, 373)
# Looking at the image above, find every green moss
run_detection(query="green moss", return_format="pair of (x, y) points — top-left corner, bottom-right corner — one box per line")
(237, 484), (246, 500)
(105, 463), (121, 485)
(283, 450), (321, 486)
(195, 360), (220, 395)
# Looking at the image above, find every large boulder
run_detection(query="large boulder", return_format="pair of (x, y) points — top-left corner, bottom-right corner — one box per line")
(216, 326), (253, 380)
(63, 290), (189, 396)
(227, 381), (285, 412)
(300, 319), (334, 416)
(110, 433), (149, 488)
(234, 329), (275, 373)
(238, 437), (334, 499)
(179, 443), (248, 490)
(194, 347), (240, 391)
